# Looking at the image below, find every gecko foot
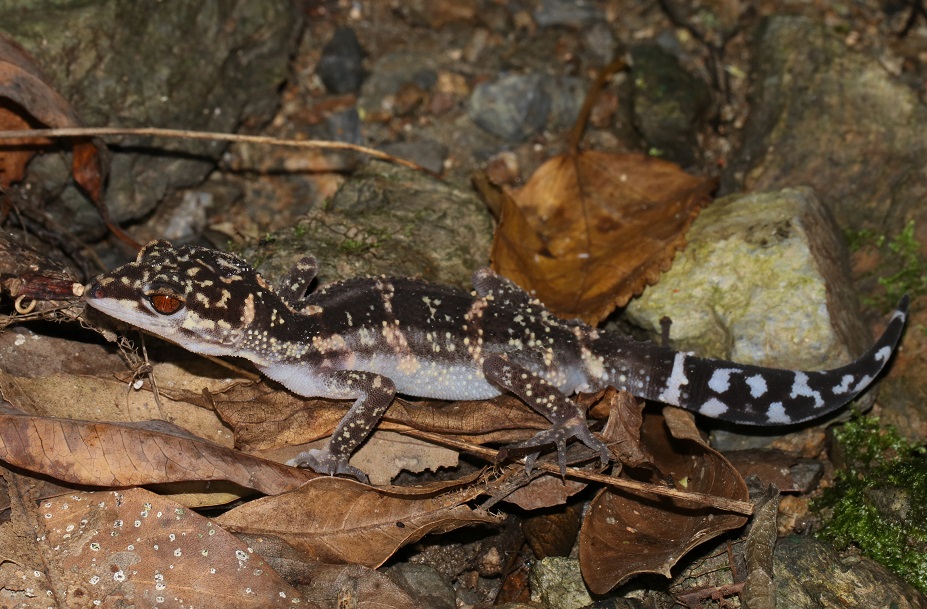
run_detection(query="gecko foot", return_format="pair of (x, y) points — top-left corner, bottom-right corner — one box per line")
(498, 419), (611, 476)
(288, 447), (369, 483)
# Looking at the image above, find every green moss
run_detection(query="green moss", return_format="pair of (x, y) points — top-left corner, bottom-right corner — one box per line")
(877, 220), (926, 305)
(338, 238), (371, 253)
(848, 220), (926, 311)
(814, 416), (927, 592)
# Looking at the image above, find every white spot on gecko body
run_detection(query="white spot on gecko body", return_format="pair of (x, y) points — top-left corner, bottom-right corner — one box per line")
(850, 375), (873, 394)
(790, 372), (824, 408)
(832, 374), (854, 395)
(699, 397), (729, 417)
(658, 353), (689, 405)
(875, 346), (891, 362)
(708, 368), (740, 393)
(766, 401), (791, 424)
(745, 374), (768, 398)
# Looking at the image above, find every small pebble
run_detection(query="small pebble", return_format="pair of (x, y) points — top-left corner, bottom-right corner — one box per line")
(317, 27), (365, 94)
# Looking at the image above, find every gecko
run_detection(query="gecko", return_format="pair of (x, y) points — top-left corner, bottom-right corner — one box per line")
(85, 240), (908, 482)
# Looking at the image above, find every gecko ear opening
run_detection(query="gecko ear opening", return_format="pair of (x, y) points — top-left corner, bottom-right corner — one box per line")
(148, 294), (185, 315)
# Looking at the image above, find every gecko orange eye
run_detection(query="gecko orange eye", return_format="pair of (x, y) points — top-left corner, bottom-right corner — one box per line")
(148, 294), (184, 315)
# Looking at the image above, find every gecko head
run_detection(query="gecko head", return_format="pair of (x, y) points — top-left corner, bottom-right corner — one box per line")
(86, 240), (278, 357)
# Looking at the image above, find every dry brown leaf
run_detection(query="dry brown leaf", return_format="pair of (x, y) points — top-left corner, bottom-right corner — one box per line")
(188, 381), (548, 450)
(0, 404), (313, 495)
(500, 389), (647, 511)
(216, 475), (502, 568)
(0, 33), (133, 247)
(388, 394), (549, 444)
(281, 561), (431, 609)
(597, 388), (653, 469)
(0, 562), (49, 609)
(0, 34), (73, 186)
(492, 151), (715, 323)
(0, 369), (233, 445)
(145, 480), (255, 509)
(350, 430), (460, 486)
(522, 502), (584, 559)
(234, 533), (430, 609)
(27, 487), (308, 607)
(578, 410), (749, 594)
(723, 449), (823, 493)
(175, 382), (356, 449)
(0, 33), (103, 190)
(503, 472), (588, 511)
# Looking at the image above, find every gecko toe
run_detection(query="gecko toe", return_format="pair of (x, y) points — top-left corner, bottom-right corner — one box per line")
(288, 448), (369, 483)
(499, 420), (611, 474)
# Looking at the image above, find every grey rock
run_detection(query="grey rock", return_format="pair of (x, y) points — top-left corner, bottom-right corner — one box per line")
(529, 557), (593, 609)
(630, 43), (713, 167)
(380, 139), (449, 175)
(317, 27), (365, 95)
(326, 108), (363, 145)
(385, 563), (456, 609)
(358, 51), (440, 117)
(534, 0), (603, 28)
(625, 188), (875, 449)
(0, 1), (301, 236)
(774, 536), (927, 608)
(244, 160), (493, 291)
(543, 75), (587, 132)
(582, 20), (617, 65)
(722, 16), (927, 236)
(865, 486), (913, 526)
(626, 188), (870, 370)
(469, 73), (551, 141)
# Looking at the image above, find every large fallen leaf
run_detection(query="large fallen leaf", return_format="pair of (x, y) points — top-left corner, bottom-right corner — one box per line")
(492, 151), (714, 323)
(216, 475), (502, 568)
(3, 485), (308, 608)
(578, 409), (749, 593)
(0, 368), (233, 444)
(178, 382), (550, 450)
(0, 404), (313, 495)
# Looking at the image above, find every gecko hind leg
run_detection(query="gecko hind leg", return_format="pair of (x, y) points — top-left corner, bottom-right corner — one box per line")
(482, 354), (611, 475)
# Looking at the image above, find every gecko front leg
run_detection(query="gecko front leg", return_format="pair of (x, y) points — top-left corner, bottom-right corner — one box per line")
(276, 255), (319, 311)
(483, 354), (611, 475)
(288, 369), (395, 483)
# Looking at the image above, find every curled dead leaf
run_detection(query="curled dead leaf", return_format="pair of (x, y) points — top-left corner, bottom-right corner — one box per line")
(578, 410), (748, 594)
(0, 33), (133, 247)
(491, 151), (715, 323)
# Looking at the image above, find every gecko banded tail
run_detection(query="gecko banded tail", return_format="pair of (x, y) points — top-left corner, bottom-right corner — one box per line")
(603, 296), (909, 426)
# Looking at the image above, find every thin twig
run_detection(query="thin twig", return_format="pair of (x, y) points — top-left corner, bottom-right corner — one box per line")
(402, 428), (754, 515)
(0, 127), (436, 176)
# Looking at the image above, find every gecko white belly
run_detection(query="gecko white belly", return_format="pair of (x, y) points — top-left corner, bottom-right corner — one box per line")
(259, 354), (501, 401)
